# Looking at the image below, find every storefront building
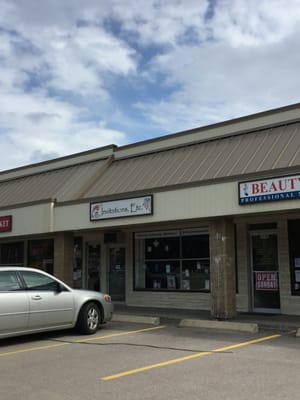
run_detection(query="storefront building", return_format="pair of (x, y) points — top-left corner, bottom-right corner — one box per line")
(1, 103), (300, 318)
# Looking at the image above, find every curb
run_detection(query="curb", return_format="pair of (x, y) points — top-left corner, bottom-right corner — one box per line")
(179, 318), (259, 333)
(111, 312), (300, 335)
(112, 313), (161, 326)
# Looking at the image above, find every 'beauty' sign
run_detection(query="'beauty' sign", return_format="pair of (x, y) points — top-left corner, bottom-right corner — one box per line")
(239, 175), (300, 205)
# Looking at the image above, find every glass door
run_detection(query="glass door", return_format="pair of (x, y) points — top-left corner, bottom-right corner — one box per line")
(108, 247), (125, 302)
(250, 232), (280, 313)
(86, 243), (101, 291)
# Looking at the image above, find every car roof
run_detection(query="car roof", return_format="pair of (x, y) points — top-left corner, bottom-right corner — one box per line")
(0, 266), (40, 272)
(0, 266), (55, 277)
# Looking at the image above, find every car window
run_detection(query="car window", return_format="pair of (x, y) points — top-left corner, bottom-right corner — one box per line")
(20, 271), (60, 291)
(0, 271), (22, 292)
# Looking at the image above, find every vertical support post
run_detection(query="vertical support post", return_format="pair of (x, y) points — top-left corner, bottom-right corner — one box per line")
(210, 218), (236, 319)
(54, 233), (74, 286)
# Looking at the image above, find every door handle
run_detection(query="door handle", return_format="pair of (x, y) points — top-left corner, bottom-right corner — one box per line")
(31, 295), (42, 300)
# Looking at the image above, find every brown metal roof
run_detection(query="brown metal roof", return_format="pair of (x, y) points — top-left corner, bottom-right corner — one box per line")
(0, 159), (107, 208)
(83, 122), (300, 199)
(0, 122), (300, 208)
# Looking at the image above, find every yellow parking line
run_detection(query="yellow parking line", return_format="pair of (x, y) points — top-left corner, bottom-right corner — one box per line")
(0, 342), (69, 357)
(101, 333), (281, 381)
(0, 325), (166, 358)
(75, 325), (166, 342)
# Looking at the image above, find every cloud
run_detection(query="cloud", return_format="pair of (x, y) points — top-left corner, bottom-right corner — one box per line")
(0, 0), (136, 170)
(25, 112), (61, 124)
(0, 84), (126, 170)
(212, 0), (300, 47)
(0, 20), (137, 95)
(136, 34), (300, 131)
(109, 0), (210, 46)
(134, 0), (300, 131)
(1, 0), (300, 171)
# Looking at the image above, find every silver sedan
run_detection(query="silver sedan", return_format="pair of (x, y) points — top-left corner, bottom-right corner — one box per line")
(0, 266), (113, 339)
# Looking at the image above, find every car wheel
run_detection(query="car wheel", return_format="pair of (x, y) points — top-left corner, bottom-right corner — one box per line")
(77, 302), (101, 334)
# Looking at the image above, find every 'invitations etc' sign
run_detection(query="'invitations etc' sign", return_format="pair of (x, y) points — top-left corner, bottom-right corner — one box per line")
(90, 196), (153, 220)
(0, 216), (12, 232)
(239, 174), (300, 205)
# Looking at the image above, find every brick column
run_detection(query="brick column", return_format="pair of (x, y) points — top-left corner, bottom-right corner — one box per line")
(210, 218), (236, 319)
(54, 233), (74, 286)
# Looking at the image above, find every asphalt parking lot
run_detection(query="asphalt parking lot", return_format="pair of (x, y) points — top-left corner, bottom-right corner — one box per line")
(0, 320), (299, 400)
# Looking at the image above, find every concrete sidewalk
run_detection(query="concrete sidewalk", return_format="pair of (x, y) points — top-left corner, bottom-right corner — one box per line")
(112, 304), (300, 336)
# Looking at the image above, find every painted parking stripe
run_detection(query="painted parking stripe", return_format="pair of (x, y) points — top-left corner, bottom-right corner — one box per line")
(75, 325), (166, 342)
(0, 342), (69, 357)
(101, 333), (281, 381)
(0, 325), (166, 358)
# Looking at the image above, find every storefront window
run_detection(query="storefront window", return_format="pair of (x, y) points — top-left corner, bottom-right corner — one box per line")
(28, 239), (54, 274)
(0, 242), (24, 266)
(73, 237), (83, 288)
(134, 230), (210, 291)
(288, 220), (300, 296)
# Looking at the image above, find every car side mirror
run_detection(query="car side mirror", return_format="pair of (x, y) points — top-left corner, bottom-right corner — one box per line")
(56, 283), (65, 292)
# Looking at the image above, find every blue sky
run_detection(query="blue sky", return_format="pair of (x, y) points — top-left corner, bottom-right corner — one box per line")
(1, 0), (300, 171)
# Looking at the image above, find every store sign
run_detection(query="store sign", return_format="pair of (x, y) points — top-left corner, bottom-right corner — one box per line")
(90, 195), (153, 221)
(255, 271), (278, 291)
(239, 174), (300, 205)
(0, 215), (12, 232)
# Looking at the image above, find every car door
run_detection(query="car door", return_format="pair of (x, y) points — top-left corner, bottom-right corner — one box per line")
(0, 270), (29, 337)
(19, 270), (75, 330)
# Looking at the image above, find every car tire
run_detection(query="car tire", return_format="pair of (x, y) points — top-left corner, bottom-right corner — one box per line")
(77, 302), (101, 334)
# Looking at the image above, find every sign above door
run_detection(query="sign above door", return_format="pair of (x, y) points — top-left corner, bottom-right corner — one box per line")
(90, 195), (153, 221)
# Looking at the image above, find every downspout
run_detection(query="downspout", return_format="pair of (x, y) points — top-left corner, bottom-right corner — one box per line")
(50, 198), (56, 232)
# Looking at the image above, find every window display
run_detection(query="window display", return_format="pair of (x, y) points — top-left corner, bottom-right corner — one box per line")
(28, 239), (54, 274)
(135, 229), (210, 291)
(0, 241), (24, 266)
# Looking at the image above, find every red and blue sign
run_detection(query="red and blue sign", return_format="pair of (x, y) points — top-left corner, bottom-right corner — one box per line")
(239, 174), (300, 205)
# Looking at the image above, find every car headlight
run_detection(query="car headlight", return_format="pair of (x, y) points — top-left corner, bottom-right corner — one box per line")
(104, 294), (111, 302)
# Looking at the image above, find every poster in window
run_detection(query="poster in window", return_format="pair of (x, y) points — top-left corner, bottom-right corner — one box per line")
(167, 275), (176, 289)
(182, 279), (190, 290)
(255, 271), (278, 291)
(153, 279), (161, 289)
(295, 270), (300, 283)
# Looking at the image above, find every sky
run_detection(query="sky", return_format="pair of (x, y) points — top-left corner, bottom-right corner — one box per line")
(1, 0), (300, 171)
